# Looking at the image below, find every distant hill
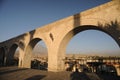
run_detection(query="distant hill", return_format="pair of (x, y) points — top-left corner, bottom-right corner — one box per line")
(66, 53), (120, 57)
(14, 45), (48, 57)
(33, 44), (47, 54)
(14, 44), (120, 58)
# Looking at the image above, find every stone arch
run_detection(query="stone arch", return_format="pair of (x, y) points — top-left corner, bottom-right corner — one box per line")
(57, 25), (119, 70)
(0, 47), (5, 66)
(23, 38), (48, 68)
(6, 44), (19, 66)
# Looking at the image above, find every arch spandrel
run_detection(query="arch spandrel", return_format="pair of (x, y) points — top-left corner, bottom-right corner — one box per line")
(58, 23), (120, 53)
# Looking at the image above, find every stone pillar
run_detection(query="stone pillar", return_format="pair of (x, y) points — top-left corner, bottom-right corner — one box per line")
(22, 54), (32, 68)
(47, 41), (65, 72)
(18, 50), (24, 68)
(3, 57), (6, 66)
(22, 50), (32, 68)
(48, 50), (65, 72)
(48, 53), (58, 72)
(115, 64), (120, 76)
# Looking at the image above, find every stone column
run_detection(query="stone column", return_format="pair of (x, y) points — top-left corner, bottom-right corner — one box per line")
(18, 50), (24, 68)
(22, 47), (32, 68)
(47, 39), (65, 72)
(48, 49), (65, 72)
(115, 64), (120, 76)
(22, 53), (32, 68)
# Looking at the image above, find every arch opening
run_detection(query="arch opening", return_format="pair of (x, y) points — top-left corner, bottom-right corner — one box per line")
(24, 38), (48, 70)
(58, 25), (120, 74)
(6, 44), (19, 66)
(66, 30), (120, 56)
(0, 47), (5, 67)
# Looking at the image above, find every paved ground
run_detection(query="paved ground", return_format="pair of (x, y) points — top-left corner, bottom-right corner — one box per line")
(0, 66), (120, 80)
(0, 66), (70, 80)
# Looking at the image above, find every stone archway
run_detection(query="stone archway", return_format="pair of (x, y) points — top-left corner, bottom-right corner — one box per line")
(0, 47), (5, 66)
(6, 44), (19, 66)
(57, 25), (119, 71)
(23, 38), (48, 69)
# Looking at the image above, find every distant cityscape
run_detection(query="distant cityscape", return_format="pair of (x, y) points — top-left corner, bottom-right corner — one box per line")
(13, 45), (120, 75)
(28, 53), (120, 75)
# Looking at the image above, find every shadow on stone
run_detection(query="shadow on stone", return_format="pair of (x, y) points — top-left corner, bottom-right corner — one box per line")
(98, 20), (120, 47)
(97, 73), (120, 80)
(70, 70), (91, 80)
(0, 68), (28, 75)
(25, 75), (46, 80)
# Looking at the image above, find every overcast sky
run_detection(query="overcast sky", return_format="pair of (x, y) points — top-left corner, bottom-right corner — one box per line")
(0, 0), (119, 55)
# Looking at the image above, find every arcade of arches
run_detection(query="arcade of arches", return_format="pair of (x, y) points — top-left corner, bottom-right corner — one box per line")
(0, 0), (120, 75)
